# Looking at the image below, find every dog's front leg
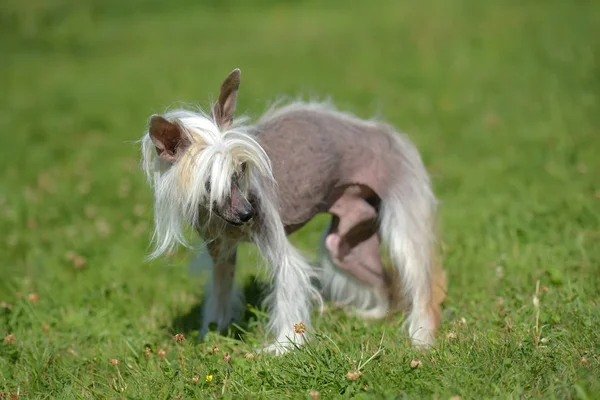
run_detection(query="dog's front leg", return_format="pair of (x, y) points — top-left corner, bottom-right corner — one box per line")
(198, 238), (244, 340)
(255, 237), (319, 356)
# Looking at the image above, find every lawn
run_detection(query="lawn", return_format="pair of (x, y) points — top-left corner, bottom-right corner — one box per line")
(1, 0), (599, 398)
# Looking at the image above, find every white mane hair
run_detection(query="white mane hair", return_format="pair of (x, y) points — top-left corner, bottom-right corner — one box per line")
(139, 107), (274, 259)
(257, 96), (383, 129)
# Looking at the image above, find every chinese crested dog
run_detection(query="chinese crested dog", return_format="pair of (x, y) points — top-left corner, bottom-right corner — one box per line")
(140, 68), (446, 354)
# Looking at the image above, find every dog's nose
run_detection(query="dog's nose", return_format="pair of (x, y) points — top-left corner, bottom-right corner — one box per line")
(238, 208), (255, 223)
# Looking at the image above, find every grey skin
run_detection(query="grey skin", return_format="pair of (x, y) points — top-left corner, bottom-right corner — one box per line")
(251, 106), (394, 289)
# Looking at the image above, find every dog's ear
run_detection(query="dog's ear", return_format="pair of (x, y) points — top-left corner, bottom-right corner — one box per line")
(212, 68), (241, 129)
(148, 115), (189, 162)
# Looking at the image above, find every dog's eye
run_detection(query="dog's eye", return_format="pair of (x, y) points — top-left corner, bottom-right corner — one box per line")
(205, 181), (211, 191)
(241, 162), (247, 173)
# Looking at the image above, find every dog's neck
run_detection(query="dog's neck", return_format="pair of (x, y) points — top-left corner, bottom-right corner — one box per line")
(196, 215), (255, 243)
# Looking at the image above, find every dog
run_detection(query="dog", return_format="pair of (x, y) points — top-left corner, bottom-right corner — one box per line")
(140, 68), (446, 355)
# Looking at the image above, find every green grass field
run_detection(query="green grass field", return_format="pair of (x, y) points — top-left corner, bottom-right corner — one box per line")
(1, 0), (599, 398)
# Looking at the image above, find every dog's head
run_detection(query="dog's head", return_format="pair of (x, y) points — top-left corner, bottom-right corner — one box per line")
(143, 69), (272, 238)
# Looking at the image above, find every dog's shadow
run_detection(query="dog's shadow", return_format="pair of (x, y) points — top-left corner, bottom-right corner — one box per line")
(168, 275), (271, 343)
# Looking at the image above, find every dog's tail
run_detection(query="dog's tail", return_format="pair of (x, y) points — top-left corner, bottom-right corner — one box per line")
(377, 126), (441, 347)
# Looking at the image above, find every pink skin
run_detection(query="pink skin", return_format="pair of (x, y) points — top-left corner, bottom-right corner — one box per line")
(324, 186), (388, 291)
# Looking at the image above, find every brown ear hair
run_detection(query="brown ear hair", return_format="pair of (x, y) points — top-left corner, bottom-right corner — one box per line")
(212, 68), (241, 129)
(148, 115), (189, 162)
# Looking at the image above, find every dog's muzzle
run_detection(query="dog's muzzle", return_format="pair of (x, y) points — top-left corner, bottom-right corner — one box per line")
(237, 208), (255, 223)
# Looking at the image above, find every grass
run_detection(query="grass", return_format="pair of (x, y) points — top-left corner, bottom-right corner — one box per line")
(1, 0), (599, 398)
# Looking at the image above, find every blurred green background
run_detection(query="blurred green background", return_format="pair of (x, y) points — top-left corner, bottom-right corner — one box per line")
(1, 0), (599, 398)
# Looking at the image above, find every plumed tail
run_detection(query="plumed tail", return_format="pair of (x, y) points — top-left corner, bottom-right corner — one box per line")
(378, 127), (440, 347)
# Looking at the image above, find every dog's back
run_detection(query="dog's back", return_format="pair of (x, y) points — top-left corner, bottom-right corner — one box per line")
(252, 102), (399, 230)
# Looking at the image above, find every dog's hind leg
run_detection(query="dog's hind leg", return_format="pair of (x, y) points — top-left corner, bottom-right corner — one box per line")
(319, 187), (391, 319)
(198, 238), (244, 340)
(319, 218), (391, 319)
(379, 195), (439, 348)
(378, 134), (440, 348)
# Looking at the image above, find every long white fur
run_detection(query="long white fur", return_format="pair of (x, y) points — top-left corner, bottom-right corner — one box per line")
(141, 109), (272, 259)
(381, 129), (437, 347)
(246, 171), (322, 354)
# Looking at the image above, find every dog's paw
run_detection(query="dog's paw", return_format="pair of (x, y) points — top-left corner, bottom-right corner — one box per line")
(199, 285), (244, 341)
(404, 312), (436, 349)
(254, 341), (296, 356)
(325, 233), (350, 262)
(197, 322), (218, 342)
(254, 333), (310, 356)
(197, 328), (208, 342)
(197, 315), (237, 341)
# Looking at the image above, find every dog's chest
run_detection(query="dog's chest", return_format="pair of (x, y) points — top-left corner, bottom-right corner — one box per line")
(197, 217), (253, 242)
